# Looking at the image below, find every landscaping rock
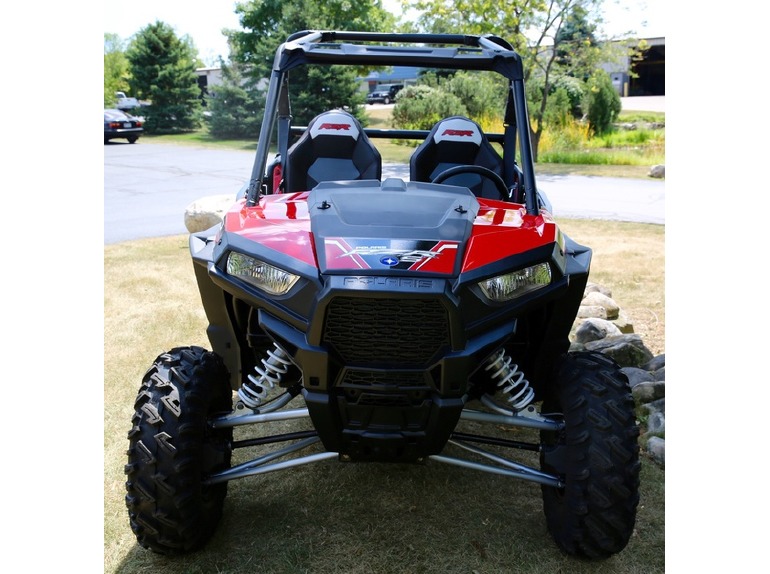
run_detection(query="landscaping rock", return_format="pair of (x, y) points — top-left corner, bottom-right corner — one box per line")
(649, 164), (665, 178)
(582, 291), (620, 319)
(621, 367), (655, 388)
(571, 284), (665, 469)
(632, 380), (665, 403)
(584, 334), (654, 368)
(647, 436), (665, 467)
(184, 194), (235, 233)
(575, 318), (622, 344)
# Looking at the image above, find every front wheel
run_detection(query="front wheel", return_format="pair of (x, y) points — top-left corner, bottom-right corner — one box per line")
(125, 346), (233, 555)
(539, 351), (640, 559)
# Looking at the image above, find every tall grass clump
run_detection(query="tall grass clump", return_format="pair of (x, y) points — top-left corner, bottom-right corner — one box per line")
(538, 119), (591, 153)
(592, 128), (665, 149)
(537, 115), (664, 166)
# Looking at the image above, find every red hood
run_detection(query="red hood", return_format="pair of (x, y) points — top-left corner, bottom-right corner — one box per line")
(222, 183), (558, 275)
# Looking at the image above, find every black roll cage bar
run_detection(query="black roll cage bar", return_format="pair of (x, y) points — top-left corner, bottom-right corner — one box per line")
(247, 30), (539, 216)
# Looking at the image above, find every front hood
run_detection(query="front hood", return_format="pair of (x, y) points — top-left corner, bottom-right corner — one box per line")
(308, 178), (479, 275)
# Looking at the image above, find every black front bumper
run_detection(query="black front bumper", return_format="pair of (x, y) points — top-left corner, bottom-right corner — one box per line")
(193, 228), (584, 463)
(255, 275), (517, 462)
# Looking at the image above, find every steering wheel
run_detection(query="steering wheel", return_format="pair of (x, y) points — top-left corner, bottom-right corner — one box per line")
(431, 165), (510, 200)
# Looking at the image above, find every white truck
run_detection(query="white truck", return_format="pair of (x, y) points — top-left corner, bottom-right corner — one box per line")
(115, 91), (140, 111)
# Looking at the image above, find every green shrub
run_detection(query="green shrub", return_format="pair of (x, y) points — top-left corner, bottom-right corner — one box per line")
(391, 85), (468, 130)
(585, 69), (621, 135)
(552, 75), (586, 118)
(444, 71), (507, 120)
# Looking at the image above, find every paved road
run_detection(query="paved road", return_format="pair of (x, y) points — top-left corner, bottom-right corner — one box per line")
(104, 143), (255, 244)
(105, 143), (664, 245)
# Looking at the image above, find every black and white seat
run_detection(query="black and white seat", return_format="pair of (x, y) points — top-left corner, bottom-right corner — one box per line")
(283, 110), (381, 193)
(409, 116), (505, 199)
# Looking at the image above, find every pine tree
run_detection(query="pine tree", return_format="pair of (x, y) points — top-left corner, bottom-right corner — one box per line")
(204, 61), (265, 138)
(127, 21), (202, 133)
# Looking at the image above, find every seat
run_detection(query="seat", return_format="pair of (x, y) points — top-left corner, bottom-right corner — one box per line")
(283, 110), (382, 193)
(409, 116), (504, 199)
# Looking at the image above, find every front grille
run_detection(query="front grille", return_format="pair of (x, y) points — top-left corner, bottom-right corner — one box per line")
(323, 297), (450, 366)
(340, 370), (428, 388)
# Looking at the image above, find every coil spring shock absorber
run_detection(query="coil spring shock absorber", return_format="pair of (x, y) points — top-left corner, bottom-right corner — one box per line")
(484, 349), (534, 412)
(237, 343), (292, 409)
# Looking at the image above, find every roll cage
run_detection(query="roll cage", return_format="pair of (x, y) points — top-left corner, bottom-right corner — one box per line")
(246, 30), (540, 216)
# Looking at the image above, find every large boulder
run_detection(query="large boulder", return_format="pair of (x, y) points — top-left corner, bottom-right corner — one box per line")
(584, 334), (654, 368)
(574, 318), (622, 344)
(184, 195), (235, 233)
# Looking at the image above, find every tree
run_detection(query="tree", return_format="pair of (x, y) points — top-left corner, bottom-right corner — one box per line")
(204, 59), (265, 138)
(554, 3), (597, 72)
(585, 68), (620, 134)
(104, 33), (130, 107)
(126, 21), (203, 133)
(404, 0), (623, 159)
(228, 0), (395, 126)
(405, 0), (542, 54)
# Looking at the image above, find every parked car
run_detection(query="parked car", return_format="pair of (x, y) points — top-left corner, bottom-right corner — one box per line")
(115, 91), (141, 110)
(366, 83), (404, 104)
(104, 109), (143, 144)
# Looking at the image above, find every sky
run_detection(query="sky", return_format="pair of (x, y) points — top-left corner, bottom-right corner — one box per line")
(103, 0), (666, 66)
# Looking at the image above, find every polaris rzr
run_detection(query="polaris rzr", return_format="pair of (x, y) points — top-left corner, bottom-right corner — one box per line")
(125, 31), (640, 559)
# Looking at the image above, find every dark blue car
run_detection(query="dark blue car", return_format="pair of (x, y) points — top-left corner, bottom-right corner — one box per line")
(104, 109), (143, 144)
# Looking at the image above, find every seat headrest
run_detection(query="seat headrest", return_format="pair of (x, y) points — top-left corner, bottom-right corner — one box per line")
(308, 111), (361, 140)
(430, 116), (483, 145)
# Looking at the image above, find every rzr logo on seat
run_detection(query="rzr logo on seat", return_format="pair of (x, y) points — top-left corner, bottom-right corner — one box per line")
(319, 123), (351, 131)
(441, 129), (474, 137)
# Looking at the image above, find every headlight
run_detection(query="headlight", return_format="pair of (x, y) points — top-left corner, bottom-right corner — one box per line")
(478, 263), (551, 302)
(226, 252), (300, 295)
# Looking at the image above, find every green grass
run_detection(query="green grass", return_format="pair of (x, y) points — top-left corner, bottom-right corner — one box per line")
(617, 110), (665, 124)
(593, 128), (664, 147)
(538, 148), (665, 166)
(143, 127), (259, 152)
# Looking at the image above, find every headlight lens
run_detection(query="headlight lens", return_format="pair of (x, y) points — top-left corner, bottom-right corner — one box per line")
(226, 252), (300, 295)
(478, 263), (552, 301)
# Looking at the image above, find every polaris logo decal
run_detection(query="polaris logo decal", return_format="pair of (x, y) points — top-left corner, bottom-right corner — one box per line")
(323, 238), (459, 274)
(339, 247), (440, 264)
